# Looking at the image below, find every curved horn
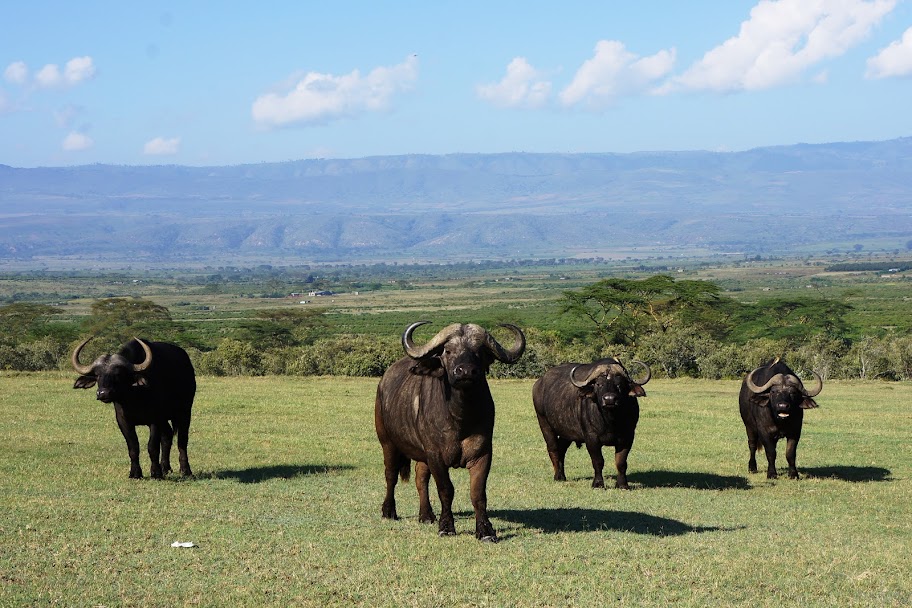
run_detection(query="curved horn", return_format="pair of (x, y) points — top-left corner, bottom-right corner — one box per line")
(569, 365), (589, 389)
(486, 323), (525, 364)
(629, 360), (652, 385)
(569, 362), (613, 388)
(71, 337), (95, 376)
(402, 322), (459, 360)
(132, 338), (154, 372)
(801, 370), (823, 397)
(745, 368), (785, 394)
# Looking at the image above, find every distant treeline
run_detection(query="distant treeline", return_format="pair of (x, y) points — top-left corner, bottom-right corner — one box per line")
(825, 261), (912, 272)
(3, 274), (912, 381)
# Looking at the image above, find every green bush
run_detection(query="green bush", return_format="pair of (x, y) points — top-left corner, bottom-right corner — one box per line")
(199, 339), (265, 376)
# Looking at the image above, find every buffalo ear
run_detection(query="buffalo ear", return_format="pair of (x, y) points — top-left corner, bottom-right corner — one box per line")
(628, 384), (646, 398)
(133, 375), (148, 387)
(800, 397), (819, 409)
(74, 375), (97, 389)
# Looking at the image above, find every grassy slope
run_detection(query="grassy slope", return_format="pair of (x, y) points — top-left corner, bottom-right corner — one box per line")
(0, 374), (909, 607)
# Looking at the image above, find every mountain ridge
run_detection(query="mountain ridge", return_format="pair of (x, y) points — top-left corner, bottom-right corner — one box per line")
(2, 138), (911, 266)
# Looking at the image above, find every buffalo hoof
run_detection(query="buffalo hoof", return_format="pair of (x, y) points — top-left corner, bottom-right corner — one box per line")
(788, 471), (800, 480)
(180, 466), (193, 477)
(479, 534), (498, 543)
(381, 500), (399, 520)
(418, 513), (436, 524)
(616, 483), (630, 490)
(592, 479), (605, 489)
(438, 519), (457, 537)
(129, 469), (142, 479)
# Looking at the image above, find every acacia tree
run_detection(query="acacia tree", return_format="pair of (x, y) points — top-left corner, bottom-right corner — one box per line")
(0, 303), (69, 346)
(234, 307), (327, 349)
(82, 298), (175, 348)
(560, 275), (724, 347)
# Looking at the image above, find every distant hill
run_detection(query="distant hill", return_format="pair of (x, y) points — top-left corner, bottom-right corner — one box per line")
(2, 137), (912, 267)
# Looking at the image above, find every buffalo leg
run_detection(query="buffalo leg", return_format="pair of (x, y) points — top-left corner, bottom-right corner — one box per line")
(116, 412), (142, 479)
(468, 453), (496, 542)
(428, 460), (456, 537)
(761, 438), (779, 479)
(586, 442), (606, 489)
(147, 424), (164, 479)
(174, 413), (193, 476)
(380, 445), (403, 520)
(537, 414), (570, 481)
(415, 461), (436, 523)
(159, 422), (174, 475)
(745, 427), (759, 474)
(614, 445), (631, 490)
(784, 437), (800, 479)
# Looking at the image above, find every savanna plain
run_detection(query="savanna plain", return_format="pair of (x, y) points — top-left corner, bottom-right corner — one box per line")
(1, 257), (911, 607)
(1, 374), (909, 607)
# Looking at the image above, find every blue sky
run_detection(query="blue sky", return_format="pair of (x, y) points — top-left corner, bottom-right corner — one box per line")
(2, 1), (912, 167)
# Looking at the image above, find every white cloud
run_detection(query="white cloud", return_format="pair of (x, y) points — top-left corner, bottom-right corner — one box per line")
(4, 61), (28, 85)
(144, 136), (181, 155)
(8, 56), (95, 89)
(62, 132), (93, 151)
(866, 26), (912, 78)
(64, 56), (95, 84)
(252, 55), (419, 128)
(476, 57), (552, 108)
(663, 0), (896, 93)
(35, 64), (63, 88)
(559, 40), (676, 108)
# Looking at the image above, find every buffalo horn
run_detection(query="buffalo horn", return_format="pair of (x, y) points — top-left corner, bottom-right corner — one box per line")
(71, 337), (95, 376)
(629, 360), (652, 385)
(485, 324), (526, 364)
(745, 369), (786, 394)
(801, 371), (824, 397)
(569, 362), (614, 388)
(132, 338), (154, 372)
(402, 322), (460, 360)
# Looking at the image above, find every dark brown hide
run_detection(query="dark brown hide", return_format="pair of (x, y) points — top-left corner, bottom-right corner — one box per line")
(532, 358), (649, 489)
(375, 322), (524, 541)
(72, 337), (195, 479)
(739, 358), (822, 479)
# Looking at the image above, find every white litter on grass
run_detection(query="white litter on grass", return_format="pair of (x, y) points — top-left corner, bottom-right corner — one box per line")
(170, 541), (196, 548)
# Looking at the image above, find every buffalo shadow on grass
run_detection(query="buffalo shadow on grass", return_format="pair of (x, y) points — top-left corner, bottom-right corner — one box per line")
(800, 465), (891, 482)
(492, 508), (734, 537)
(629, 470), (751, 490)
(199, 464), (355, 484)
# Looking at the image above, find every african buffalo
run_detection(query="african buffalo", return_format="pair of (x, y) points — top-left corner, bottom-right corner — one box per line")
(739, 357), (822, 479)
(533, 358), (650, 489)
(375, 321), (525, 541)
(72, 337), (195, 479)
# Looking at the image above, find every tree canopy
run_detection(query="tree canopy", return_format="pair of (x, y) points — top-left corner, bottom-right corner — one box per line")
(560, 275), (723, 346)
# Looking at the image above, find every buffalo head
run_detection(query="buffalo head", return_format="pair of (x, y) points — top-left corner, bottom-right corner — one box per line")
(402, 321), (525, 387)
(570, 358), (651, 407)
(72, 337), (154, 403)
(745, 360), (822, 420)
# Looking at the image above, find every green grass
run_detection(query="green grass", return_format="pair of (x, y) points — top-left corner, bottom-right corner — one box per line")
(1, 373), (910, 607)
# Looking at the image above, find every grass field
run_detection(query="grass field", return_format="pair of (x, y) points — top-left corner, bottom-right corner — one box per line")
(1, 373), (910, 607)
